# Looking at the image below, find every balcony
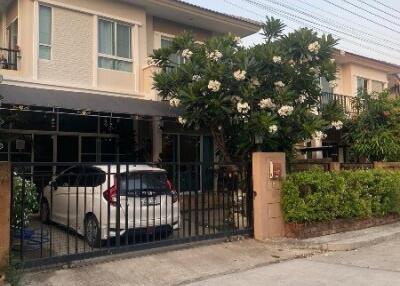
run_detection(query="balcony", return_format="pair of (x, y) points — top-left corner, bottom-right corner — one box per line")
(0, 47), (19, 71)
(320, 92), (355, 114)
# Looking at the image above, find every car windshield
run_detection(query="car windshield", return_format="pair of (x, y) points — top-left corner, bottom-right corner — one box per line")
(118, 172), (168, 196)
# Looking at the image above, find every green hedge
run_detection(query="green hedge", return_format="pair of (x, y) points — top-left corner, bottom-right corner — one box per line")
(282, 169), (400, 223)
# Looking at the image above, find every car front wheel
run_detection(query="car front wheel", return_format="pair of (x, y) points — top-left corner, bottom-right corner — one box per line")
(85, 214), (101, 248)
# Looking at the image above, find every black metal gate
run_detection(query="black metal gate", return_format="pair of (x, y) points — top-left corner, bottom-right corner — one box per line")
(10, 162), (253, 267)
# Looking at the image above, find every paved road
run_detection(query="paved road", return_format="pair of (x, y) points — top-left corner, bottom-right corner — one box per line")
(187, 238), (400, 286)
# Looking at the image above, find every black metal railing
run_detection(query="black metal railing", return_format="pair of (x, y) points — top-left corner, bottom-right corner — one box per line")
(320, 92), (355, 113)
(0, 47), (19, 70)
(10, 162), (252, 268)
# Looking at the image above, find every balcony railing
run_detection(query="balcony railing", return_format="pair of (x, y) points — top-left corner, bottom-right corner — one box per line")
(0, 47), (19, 70)
(320, 92), (356, 113)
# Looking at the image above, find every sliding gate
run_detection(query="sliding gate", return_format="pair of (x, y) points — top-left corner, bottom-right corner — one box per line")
(10, 162), (253, 267)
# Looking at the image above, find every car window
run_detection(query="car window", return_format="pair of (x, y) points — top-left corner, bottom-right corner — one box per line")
(119, 172), (168, 195)
(78, 167), (106, 187)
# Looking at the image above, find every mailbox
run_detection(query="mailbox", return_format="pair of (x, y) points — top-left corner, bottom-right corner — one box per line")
(269, 160), (282, 180)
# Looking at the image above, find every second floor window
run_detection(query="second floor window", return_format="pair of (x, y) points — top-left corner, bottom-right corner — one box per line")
(39, 5), (52, 60)
(161, 36), (183, 72)
(98, 19), (132, 72)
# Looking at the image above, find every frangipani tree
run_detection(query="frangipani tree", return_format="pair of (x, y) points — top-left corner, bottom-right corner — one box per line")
(152, 18), (344, 163)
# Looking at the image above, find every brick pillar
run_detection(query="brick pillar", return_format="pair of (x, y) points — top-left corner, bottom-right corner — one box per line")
(329, 162), (341, 171)
(0, 162), (11, 270)
(252, 153), (285, 240)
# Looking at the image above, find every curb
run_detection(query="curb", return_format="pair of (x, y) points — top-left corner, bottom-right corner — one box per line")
(281, 230), (400, 251)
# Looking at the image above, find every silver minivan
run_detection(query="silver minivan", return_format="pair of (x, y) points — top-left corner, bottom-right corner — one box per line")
(40, 165), (180, 247)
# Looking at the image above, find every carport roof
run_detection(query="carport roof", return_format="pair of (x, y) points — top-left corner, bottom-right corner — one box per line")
(0, 84), (180, 118)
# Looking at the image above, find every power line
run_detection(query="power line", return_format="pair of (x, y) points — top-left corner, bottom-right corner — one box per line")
(295, 0), (400, 46)
(340, 0), (400, 28)
(371, 0), (400, 16)
(355, 0), (400, 21)
(233, 0), (400, 62)
(258, 0), (400, 54)
(321, 0), (400, 36)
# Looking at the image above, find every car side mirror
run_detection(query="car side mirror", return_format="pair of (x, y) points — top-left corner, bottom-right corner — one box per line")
(50, 180), (58, 190)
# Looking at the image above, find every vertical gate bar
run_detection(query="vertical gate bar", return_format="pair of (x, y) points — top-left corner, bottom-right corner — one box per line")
(152, 175), (156, 242)
(213, 165), (221, 234)
(180, 163), (185, 239)
(188, 164), (192, 239)
(75, 173), (79, 254)
(116, 164), (121, 248)
(9, 166), (14, 264)
(106, 164), (111, 250)
(132, 172), (136, 245)
(67, 175), (71, 256)
(93, 177), (97, 252)
(20, 173), (25, 262)
(39, 174), (44, 258)
(145, 172), (149, 243)
(194, 164), (199, 238)
(139, 173), (143, 244)
(49, 169), (53, 258)
(222, 167), (226, 234)
(207, 164), (210, 235)
(83, 173), (87, 253)
(232, 167), (237, 231)
(201, 163), (205, 237)
(125, 163), (129, 246)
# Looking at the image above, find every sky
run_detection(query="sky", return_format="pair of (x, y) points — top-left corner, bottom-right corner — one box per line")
(183, 0), (400, 66)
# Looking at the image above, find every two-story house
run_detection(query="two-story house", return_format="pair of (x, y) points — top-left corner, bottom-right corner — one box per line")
(306, 50), (400, 162)
(0, 0), (260, 165)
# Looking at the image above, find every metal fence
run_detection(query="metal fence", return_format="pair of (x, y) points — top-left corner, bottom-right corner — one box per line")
(10, 162), (252, 268)
(0, 47), (19, 70)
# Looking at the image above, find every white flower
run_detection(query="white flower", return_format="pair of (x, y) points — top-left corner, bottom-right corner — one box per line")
(258, 98), (275, 109)
(272, 56), (281, 63)
(251, 77), (261, 87)
(269, 125), (278, 134)
(329, 80), (337, 88)
(331, 120), (343, 130)
(274, 81), (285, 88)
(308, 41), (321, 53)
(169, 98), (181, 107)
(309, 67), (320, 75)
(237, 102), (250, 114)
(192, 75), (202, 82)
(312, 131), (327, 140)
(207, 50), (223, 61)
(178, 116), (187, 125)
(309, 106), (319, 115)
(234, 36), (242, 44)
(233, 70), (246, 81)
(182, 49), (193, 59)
(330, 58), (335, 63)
(231, 96), (241, 103)
(277, 105), (294, 117)
(296, 94), (307, 104)
(208, 80), (221, 92)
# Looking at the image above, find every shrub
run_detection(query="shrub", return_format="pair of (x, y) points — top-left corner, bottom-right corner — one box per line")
(282, 169), (400, 223)
(12, 176), (38, 229)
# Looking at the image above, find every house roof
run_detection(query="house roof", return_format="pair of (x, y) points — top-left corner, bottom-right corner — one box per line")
(333, 49), (400, 74)
(121, 0), (262, 37)
(0, 84), (180, 118)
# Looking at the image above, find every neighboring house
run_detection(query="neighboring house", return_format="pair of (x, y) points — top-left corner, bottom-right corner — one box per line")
(0, 0), (260, 165)
(306, 50), (400, 162)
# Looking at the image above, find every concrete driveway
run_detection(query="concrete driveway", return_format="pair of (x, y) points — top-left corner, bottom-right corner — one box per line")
(188, 238), (400, 286)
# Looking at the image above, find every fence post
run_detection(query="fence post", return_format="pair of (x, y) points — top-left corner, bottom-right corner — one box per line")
(252, 153), (285, 240)
(0, 162), (11, 271)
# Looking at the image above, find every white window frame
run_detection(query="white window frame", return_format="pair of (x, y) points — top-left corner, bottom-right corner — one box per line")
(38, 4), (52, 60)
(97, 18), (133, 72)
